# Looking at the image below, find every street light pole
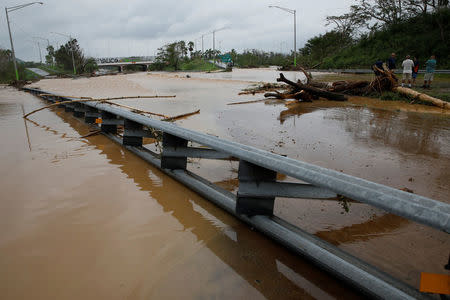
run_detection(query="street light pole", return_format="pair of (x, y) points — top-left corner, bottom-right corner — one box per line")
(269, 5), (297, 67)
(36, 41), (42, 63)
(51, 32), (76, 75)
(5, 2), (44, 80)
(34, 36), (50, 47)
(201, 34), (204, 53)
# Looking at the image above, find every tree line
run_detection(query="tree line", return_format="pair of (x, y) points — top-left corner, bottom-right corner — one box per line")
(151, 40), (294, 71)
(0, 39), (97, 82)
(45, 39), (97, 74)
(298, 0), (449, 68)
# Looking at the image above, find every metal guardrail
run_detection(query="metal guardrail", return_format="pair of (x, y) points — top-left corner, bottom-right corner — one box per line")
(22, 87), (449, 299)
(311, 68), (450, 74)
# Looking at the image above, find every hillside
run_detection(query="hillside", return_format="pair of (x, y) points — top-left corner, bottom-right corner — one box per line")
(306, 9), (450, 69)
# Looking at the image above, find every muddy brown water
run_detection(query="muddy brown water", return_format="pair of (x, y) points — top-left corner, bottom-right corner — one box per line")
(1, 70), (449, 299)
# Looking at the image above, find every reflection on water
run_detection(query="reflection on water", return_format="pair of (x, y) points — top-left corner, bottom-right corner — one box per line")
(323, 107), (450, 158)
(315, 213), (409, 246)
(53, 107), (362, 299)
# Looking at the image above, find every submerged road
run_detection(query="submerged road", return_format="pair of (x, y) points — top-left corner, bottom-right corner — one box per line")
(1, 70), (449, 298)
(26, 67), (50, 76)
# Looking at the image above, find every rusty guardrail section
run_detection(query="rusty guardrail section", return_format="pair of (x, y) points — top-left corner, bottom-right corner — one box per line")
(23, 87), (449, 299)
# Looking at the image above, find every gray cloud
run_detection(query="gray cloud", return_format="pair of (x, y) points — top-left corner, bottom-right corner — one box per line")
(1, 0), (354, 61)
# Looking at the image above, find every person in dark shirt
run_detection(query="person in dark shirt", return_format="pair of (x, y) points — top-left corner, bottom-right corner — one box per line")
(387, 53), (396, 71)
(412, 57), (419, 86)
(372, 59), (384, 76)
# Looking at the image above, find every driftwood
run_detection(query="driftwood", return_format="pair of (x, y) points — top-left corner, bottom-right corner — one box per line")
(264, 91), (292, 99)
(393, 87), (450, 109)
(238, 83), (287, 95)
(276, 73), (348, 101)
(23, 95), (176, 118)
(265, 90), (313, 102)
(106, 102), (169, 118)
(163, 109), (200, 121)
(228, 99), (268, 105)
(80, 130), (102, 138)
(246, 66), (448, 109)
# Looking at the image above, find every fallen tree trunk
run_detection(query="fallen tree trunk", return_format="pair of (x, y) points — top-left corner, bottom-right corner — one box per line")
(330, 80), (371, 93)
(264, 90), (313, 101)
(393, 87), (450, 109)
(276, 73), (348, 101)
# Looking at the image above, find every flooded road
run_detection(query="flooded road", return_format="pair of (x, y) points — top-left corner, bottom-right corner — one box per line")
(1, 69), (449, 298)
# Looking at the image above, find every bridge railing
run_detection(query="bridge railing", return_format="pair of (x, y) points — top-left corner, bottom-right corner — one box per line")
(23, 87), (449, 299)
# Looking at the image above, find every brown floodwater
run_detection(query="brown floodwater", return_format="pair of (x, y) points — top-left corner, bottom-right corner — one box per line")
(1, 70), (449, 298)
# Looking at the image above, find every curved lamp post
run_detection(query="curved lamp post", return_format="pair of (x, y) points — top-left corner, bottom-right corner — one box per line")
(269, 5), (297, 67)
(5, 2), (44, 80)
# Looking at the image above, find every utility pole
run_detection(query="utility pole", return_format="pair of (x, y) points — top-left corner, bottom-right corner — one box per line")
(211, 26), (229, 53)
(269, 5), (297, 66)
(34, 36), (50, 64)
(201, 34), (204, 53)
(36, 41), (42, 63)
(5, 2), (44, 80)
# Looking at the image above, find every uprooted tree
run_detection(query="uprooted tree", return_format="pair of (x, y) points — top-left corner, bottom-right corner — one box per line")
(264, 67), (449, 109)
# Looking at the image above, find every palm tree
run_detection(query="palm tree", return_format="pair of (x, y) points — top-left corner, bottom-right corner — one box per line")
(188, 41), (194, 58)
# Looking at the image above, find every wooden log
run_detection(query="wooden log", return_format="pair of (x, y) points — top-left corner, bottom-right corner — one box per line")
(227, 99), (267, 105)
(264, 91), (291, 99)
(393, 87), (450, 109)
(276, 73), (347, 101)
(330, 81), (371, 93)
(106, 102), (169, 118)
(297, 66), (312, 84)
(23, 95), (175, 118)
(163, 109), (200, 121)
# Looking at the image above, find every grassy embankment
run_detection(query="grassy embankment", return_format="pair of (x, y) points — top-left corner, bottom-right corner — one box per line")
(179, 59), (221, 72)
(39, 64), (74, 76)
(316, 73), (450, 104)
(150, 58), (221, 72)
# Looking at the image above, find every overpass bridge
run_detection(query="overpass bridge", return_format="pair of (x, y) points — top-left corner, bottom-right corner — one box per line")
(97, 61), (154, 72)
(95, 57), (155, 72)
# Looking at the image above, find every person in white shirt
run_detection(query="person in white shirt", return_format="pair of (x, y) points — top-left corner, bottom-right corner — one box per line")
(401, 55), (414, 87)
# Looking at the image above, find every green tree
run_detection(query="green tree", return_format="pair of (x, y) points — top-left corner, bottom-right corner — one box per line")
(54, 39), (97, 74)
(155, 41), (184, 70)
(0, 48), (27, 82)
(45, 45), (54, 65)
(188, 41), (194, 57)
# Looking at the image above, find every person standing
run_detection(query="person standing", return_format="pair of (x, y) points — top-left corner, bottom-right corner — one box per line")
(401, 55), (414, 87)
(412, 57), (419, 86)
(372, 58), (384, 76)
(423, 55), (437, 89)
(387, 53), (396, 71)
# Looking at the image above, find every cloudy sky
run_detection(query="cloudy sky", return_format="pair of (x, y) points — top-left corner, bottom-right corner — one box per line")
(1, 0), (354, 61)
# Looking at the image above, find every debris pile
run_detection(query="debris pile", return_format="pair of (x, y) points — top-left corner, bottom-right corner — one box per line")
(262, 66), (449, 109)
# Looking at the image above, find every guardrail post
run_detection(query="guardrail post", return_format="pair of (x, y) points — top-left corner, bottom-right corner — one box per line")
(57, 97), (66, 108)
(64, 102), (74, 112)
(161, 133), (188, 169)
(236, 160), (277, 216)
(101, 111), (118, 134)
(73, 103), (85, 118)
(84, 107), (99, 124)
(123, 119), (143, 146)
